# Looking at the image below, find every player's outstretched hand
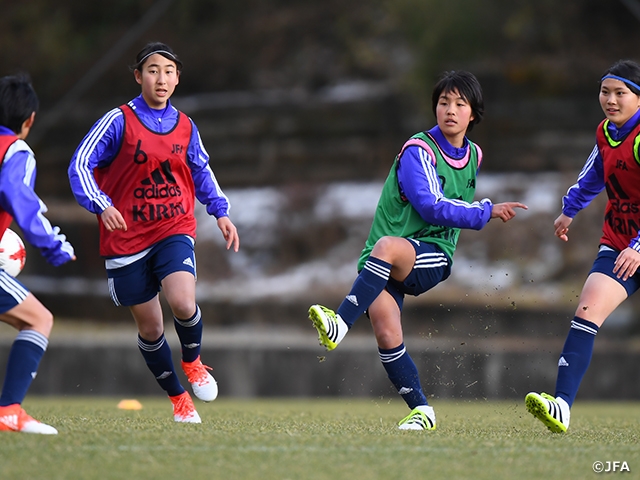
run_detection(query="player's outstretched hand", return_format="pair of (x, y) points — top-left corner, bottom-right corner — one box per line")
(553, 213), (573, 242)
(217, 216), (240, 252)
(100, 206), (127, 232)
(491, 202), (528, 223)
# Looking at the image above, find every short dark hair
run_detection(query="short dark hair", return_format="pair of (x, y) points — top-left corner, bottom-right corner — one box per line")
(131, 42), (183, 73)
(431, 71), (484, 132)
(601, 60), (640, 95)
(0, 74), (39, 134)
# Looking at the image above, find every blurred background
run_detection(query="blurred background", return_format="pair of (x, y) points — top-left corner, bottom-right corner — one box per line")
(1, 0), (639, 401)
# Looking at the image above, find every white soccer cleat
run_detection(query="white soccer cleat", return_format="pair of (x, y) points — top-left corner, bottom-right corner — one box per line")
(20, 419), (58, 435)
(308, 304), (349, 351)
(170, 391), (202, 423)
(525, 392), (570, 433)
(398, 405), (436, 431)
(181, 356), (218, 402)
(0, 404), (58, 435)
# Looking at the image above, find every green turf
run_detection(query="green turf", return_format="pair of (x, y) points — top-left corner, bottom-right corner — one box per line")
(0, 397), (638, 480)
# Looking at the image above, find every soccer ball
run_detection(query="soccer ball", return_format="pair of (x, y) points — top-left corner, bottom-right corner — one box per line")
(0, 228), (26, 277)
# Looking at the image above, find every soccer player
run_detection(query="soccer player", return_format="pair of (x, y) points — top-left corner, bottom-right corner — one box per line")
(309, 70), (527, 430)
(0, 74), (76, 434)
(526, 59), (640, 433)
(68, 42), (239, 423)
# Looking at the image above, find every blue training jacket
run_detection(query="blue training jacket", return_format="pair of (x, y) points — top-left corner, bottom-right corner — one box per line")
(562, 109), (640, 250)
(68, 95), (230, 219)
(396, 125), (492, 230)
(0, 126), (75, 266)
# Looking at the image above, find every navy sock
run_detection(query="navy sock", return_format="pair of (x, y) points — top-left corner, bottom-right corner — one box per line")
(337, 256), (391, 328)
(137, 333), (184, 397)
(174, 305), (203, 363)
(555, 316), (599, 407)
(0, 330), (47, 406)
(379, 343), (428, 409)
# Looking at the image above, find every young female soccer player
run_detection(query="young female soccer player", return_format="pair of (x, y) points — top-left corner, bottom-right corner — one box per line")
(526, 59), (640, 433)
(309, 70), (527, 430)
(0, 74), (76, 434)
(68, 42), (239, 423)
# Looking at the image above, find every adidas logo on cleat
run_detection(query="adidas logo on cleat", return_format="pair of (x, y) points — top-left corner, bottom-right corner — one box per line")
(525, 392), (570, 433)
(0, 405), (58, 434)
(0, 414), (19, 430)
(325, 317), (339, 342)
(308, 305), (348, 351)
(398, 406), (436, 431)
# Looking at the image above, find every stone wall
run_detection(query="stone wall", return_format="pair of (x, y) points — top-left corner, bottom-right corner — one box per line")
(1, 307), (638, 400)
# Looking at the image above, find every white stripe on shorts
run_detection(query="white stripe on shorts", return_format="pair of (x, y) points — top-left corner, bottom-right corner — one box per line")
(414, 252), (448, 269)
(0, 271), (28, 304)
(108, 277), (121, 306)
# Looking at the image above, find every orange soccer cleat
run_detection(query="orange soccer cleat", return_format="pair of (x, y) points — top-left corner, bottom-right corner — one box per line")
(0, 404), (58, 435)
(169, 391), (201, 423)
(181, 356), (218, 402)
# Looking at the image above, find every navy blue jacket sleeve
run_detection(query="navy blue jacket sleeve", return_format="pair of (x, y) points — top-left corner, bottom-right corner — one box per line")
(397, 145), (492, 230)
(561, 145), (605, 218)
(186, 118), (231, 218)
(68, 108), (123, 214)
(0, 140), (74, 266)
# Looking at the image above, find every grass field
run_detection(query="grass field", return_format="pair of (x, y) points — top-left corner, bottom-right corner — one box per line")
(0, 397), (638, 480)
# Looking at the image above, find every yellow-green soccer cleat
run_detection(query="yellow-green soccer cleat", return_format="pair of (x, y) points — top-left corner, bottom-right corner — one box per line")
(525, 392), (570, 433)
(398, 406), (436, 431)
(308, 304), (348, 351)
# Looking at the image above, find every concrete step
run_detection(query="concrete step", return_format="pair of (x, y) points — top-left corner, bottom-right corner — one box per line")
(2, 326), (638, 400)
